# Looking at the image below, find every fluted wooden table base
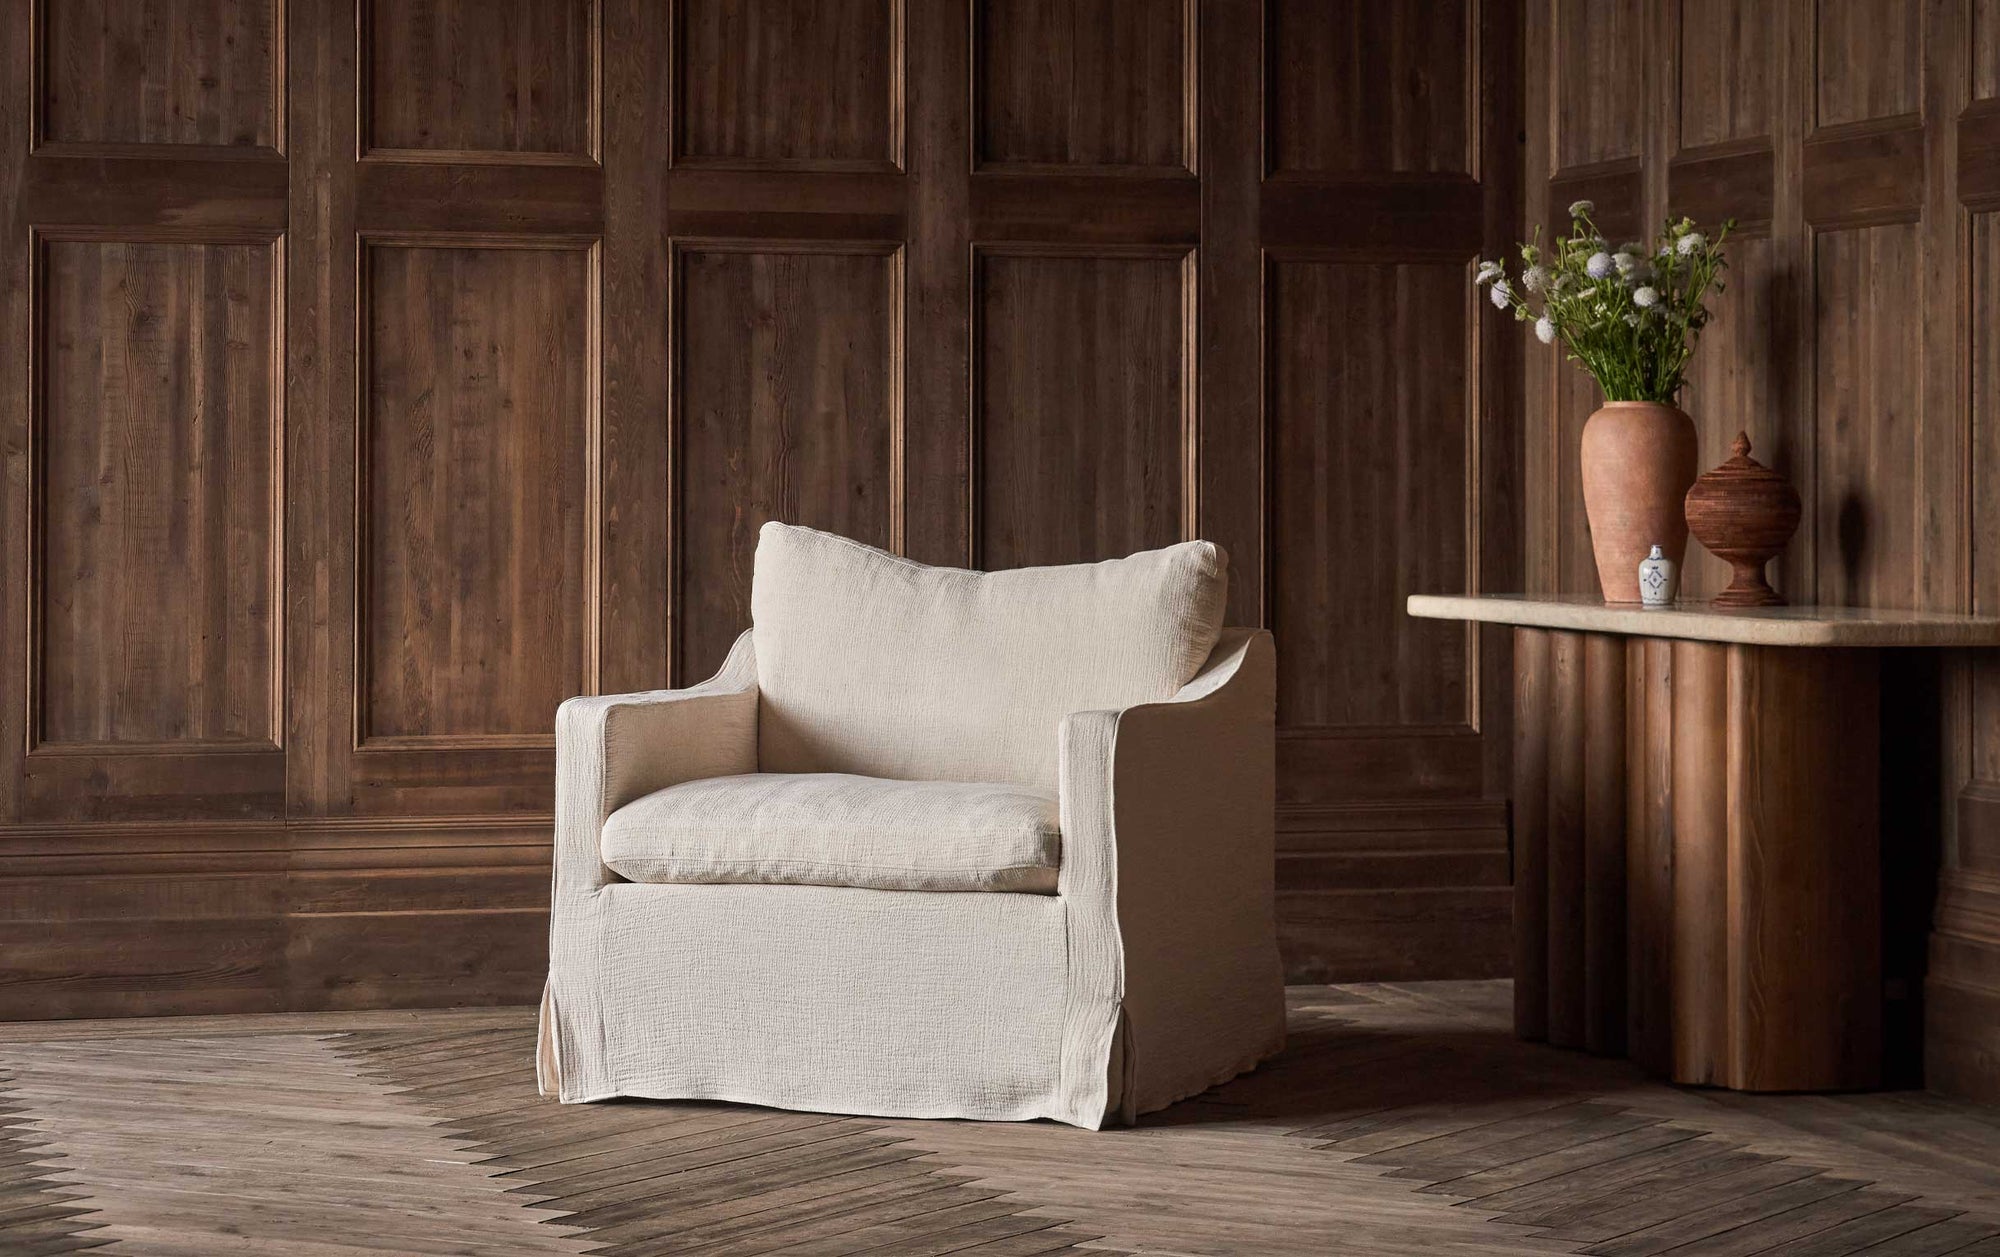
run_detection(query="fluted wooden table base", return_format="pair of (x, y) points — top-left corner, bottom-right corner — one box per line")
(1512, 627), (1882, 1091)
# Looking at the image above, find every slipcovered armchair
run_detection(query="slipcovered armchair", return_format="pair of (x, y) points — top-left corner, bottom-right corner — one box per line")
(538, 523), (1283, 1129)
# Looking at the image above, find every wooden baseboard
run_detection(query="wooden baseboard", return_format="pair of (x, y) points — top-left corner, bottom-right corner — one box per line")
(1275, 800), (1513, 982)
(2, 800), (1520, 1017)
(1927, 869), (2000, 1103)
(0, 816), (552, 1020)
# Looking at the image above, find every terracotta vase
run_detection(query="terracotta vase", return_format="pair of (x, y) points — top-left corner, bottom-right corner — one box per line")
(1578, 401), (1699, 604)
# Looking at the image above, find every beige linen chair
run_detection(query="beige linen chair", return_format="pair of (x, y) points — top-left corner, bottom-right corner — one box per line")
(538, 522), (1283, 1129)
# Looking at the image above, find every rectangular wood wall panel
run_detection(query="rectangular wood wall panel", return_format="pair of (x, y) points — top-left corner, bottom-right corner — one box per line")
(674, 0), (900, 169)
(359, 240), (594, 745)
(974, 248), (1190, 571)
(37, 0), (281, 150)
(35, 236), (280, 750)
(976, 0), (1190, 171)
(673, 243), (900, 682)
(1268, 260), (1471, 731)
(1265, 0), (1470, 175)
(362, 0), (597, 158)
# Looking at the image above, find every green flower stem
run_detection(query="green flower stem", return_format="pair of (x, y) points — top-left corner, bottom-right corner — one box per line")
(1479, 209), (1733, 406)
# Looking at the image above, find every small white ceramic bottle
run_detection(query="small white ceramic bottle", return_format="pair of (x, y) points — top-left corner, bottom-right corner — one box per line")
(1638, 544), (1677, 607)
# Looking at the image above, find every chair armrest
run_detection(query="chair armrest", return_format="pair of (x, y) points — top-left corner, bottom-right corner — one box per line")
(1057, 627), (1275, 903)
(1056, 628), (1281, 1119)
(553, 630), (759, 898)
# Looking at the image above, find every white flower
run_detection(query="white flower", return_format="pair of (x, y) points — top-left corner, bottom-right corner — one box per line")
(1522, 264), (1550, 293)
(1489, 279), (1512, 308)
(1475, 259), (1504, 285)
(1613, 251), (1637, 274)
(1625, 312), (1642, 327)
(1534, 316), (1557, 344)
(1568, 199), (1594, 217)
(1633, 286), (1660, 308)
(1677, 232), (1705, 255)
(1586, 252), (1615, 279)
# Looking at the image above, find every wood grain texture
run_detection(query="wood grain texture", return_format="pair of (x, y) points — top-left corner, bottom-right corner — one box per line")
(1670, 639), (1731, 1088)
(361, 241), (593, 745)
(1532, 631), (1886, 1092)
(1269, 260), (1471, 729)
(1979, 0), (2000, 103)
(1929, 872), (2000, 1105)
(595, 0), (674, 694)
(1725, 645), (1882, 1091)
(1626, 637), (1673, 1076)
(676, 0), (899, 169)
(38, 0), (279, 149)
(1502, 615), (1899, 1092)
(1815, 0), (1921, 129)
(1674, 236), (1794, 601)
(1, 0), (1526, 1012)
(1677, 0), (1776, 150)
(1582, 632), (1627, 1057)
(675, 244), (899, 682)
(1962, 28), (2000, 1108)
(1513, 628), (1552, 1043)
(975, 248), (1188, 571)
(1513, 629), (1627, 1057)
(35, 235), (279, 749)
(1812, 225), (1923, 611)
(1266, 0), (1470, 175)
(976, 0), (1188, 171)
(363, 0), (595, 157)
(1553, 0), (1645, 169)
(11, 988), (2000, 1257)
(1532, 0), (2000, 1103)
(1546, 631), (1587, 1051)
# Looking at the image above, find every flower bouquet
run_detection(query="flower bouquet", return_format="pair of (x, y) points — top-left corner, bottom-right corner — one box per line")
(1477, 202), (1733, 602)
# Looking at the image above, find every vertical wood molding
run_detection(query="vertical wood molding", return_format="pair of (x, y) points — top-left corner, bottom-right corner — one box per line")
(3, 0), (39, 823)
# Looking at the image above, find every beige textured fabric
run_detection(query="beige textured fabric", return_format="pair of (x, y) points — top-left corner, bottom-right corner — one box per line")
(601, 772), (1060, 893)
(750, 522), (1228, 793)
(1062, 629), (1287, 1120)
(539, 539), (1282, 1130)
(563, 882), (1067, 1119)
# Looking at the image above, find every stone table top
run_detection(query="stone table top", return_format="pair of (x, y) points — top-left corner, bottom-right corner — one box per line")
(1406, 593), (2000, 648)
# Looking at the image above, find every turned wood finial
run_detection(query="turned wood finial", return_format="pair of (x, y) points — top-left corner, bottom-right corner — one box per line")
(1684, 432), (1803, 608)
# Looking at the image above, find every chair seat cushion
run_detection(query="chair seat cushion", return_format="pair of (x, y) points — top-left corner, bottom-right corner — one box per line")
(600, 773), (1061, 894)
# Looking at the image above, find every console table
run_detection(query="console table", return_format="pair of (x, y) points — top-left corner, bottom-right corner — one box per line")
(1407, 594), (2000, 1092)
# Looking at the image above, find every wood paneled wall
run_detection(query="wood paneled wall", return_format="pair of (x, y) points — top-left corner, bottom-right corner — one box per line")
(1527, 0), (2000, 1100)
(0, 0), (1522, 1018)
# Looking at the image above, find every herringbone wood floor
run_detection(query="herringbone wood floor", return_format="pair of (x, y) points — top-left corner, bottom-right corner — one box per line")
(4, 983), (2000, 1255)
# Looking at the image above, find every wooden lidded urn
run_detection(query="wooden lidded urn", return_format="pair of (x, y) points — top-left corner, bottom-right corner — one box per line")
(1683, 432), (1802, 607)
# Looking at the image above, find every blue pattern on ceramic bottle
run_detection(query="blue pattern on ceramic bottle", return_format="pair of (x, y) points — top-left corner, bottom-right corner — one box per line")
(1638, 544), (1677, 607)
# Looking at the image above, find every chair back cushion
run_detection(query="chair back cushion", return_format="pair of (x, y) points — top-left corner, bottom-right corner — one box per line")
(751, 522), (1228, 792)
